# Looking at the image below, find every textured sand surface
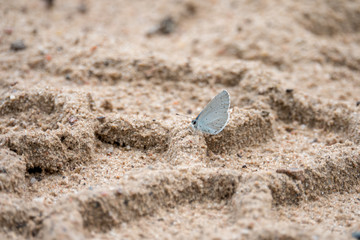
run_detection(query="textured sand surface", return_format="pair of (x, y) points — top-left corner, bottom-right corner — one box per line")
(0, 0), (360, 239)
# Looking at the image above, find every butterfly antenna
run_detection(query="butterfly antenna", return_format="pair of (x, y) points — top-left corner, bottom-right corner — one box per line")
(176, 113), (192, 119)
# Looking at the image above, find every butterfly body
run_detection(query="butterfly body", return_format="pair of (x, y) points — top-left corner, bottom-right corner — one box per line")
(191, 90), (230, 135)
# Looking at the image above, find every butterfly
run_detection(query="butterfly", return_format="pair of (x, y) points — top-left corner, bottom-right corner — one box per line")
(191, 90), (230, 135)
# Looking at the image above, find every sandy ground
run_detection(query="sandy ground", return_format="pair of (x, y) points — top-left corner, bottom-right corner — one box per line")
(0, 0), (360, 239)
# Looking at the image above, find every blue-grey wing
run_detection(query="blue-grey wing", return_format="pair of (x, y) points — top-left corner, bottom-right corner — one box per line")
(197, 90), (230, 135)
(200, 113), (229, 134)
(197, 90), (230, 119)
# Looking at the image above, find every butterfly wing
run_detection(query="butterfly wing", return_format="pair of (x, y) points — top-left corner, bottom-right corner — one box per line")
(196, 90), (230, 135)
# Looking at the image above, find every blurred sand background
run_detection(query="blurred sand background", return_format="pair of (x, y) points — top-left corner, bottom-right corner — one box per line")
(0, 0), (360, 239)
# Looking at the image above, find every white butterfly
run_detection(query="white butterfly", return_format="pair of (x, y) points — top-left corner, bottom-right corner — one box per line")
(191, 90), (230, 135)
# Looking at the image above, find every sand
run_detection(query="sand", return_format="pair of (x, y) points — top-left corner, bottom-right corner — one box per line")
(0, 0), (360, 239)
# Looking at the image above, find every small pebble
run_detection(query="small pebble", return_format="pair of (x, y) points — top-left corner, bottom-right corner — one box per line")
(4, 28), (13, 35)
(106, 147), (113, 156)
(115, 188), (123, 196)
(68, 116), (78, 125)
(44, 0), (54, 8)
(261, 111), (270, 118)
(103, 59), (111, 66)
(311, 138), (318, 143)
(96, 116), (106, 123)
(284, 126), (294, 133)
(10, 40), (26, 51)
(30, 177), (37, 185)
(285, 88), (294, 94)
(101, 100), (113, 112)
(158, 16), (175, 34)
(185, 2), (197, 15)
(10, 81), (18, 87)
(77, 3), (87, 14)
(147, 16), (176, 36)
